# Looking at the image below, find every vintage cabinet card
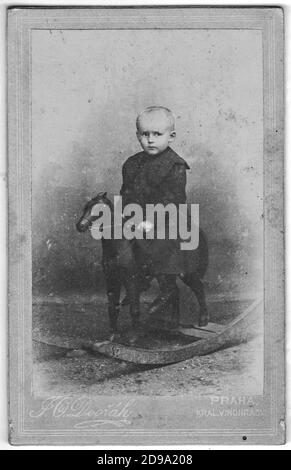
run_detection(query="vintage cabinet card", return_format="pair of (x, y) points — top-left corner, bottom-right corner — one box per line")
(8, 7), (284, 445)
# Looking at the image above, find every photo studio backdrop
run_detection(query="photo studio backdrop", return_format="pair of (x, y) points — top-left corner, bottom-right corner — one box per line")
(32, 29), (263, 298)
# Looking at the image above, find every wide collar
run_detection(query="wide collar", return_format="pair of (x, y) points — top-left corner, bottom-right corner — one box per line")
(138, 147), (190, 185)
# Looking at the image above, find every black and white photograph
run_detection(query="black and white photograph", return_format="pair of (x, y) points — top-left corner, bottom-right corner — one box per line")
(7, 6), (284, 445)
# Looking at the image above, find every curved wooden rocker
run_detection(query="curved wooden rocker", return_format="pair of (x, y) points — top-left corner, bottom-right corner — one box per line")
(33, 298), (262, 365)
(88, 297), (262, 364)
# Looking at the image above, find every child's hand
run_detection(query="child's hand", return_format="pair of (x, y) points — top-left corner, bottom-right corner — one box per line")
(137, 221), (153, 232)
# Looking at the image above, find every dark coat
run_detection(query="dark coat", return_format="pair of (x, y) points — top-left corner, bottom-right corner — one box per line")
(120, 146), (198, 275)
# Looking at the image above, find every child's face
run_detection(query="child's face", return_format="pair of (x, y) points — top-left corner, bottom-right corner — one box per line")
(136, 112), (176, 156)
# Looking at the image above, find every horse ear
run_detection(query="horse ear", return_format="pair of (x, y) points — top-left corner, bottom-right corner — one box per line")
(95, 191), (107, 199)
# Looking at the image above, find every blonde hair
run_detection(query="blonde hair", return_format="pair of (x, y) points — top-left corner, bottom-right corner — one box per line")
(136, 106), (175, 131)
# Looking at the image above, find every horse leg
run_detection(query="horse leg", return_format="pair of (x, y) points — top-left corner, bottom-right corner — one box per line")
(183, 273), (208, 327)
(122, 271), (140, 344)
(120, 263), (152, 307)
(107, 278), (121, 341)
(103, 258), (122, 340)
(115, 239), (141, 344)
(148, 274), (177, 326)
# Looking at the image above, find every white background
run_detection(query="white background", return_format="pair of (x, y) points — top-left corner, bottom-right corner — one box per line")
(0, 0), (289, 450)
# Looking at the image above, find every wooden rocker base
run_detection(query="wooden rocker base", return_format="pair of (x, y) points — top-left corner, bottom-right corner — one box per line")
(33, 297), (263, 365)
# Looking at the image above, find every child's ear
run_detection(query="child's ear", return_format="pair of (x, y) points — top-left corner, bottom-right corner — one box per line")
(169, 131), (176, 141)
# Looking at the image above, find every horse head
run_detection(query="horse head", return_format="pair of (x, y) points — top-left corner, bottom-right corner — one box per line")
(76, 191), (112, 233)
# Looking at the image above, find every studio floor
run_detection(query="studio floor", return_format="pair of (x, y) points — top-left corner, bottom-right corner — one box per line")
(32, 290), (264, 397)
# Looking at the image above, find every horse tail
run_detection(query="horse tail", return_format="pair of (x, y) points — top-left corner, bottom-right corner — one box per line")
(197, 228), (209, 279)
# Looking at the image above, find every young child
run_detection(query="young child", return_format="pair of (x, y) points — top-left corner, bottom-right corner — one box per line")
(120, 106), (190, 324)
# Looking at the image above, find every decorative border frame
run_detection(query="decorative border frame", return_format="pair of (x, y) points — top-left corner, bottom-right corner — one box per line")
(8, 7), (284, 445)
